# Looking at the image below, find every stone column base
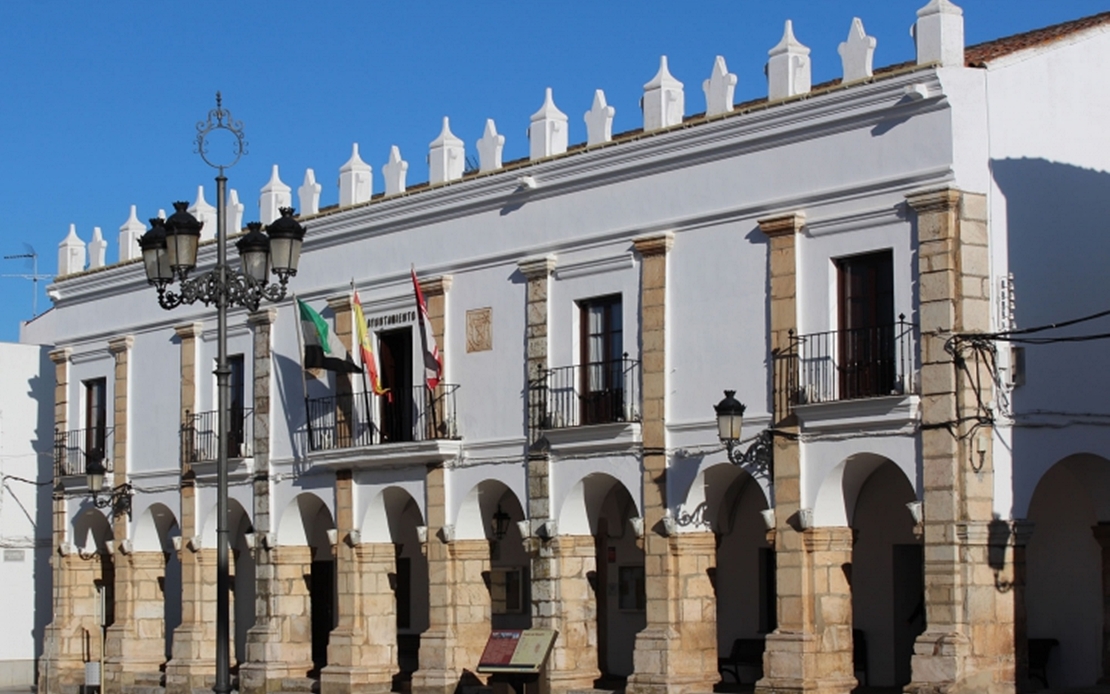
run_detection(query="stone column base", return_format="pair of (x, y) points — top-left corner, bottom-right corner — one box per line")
(320, 665), (393, 694)
(103, 658), (167, 694)
(627, 626), (719, 694)
(164, 659), (215, 694)
(755, 631), (856, 694)
(904, 630), (971, 694)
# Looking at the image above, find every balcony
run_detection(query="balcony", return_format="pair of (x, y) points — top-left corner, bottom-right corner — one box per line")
(54, 426), (113, 478)
(304, 384), (460, 466)
(788, 318), (918, 405)
(181, 408), (254, 465)
(776, 318), (920, 433)
(529, 358), (642, 456)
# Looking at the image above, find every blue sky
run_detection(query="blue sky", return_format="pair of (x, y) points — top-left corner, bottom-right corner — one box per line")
(1, 1), (1105, 342)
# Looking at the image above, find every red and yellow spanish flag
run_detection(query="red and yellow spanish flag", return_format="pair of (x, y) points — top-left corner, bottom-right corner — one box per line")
(352, 286), (389, 395)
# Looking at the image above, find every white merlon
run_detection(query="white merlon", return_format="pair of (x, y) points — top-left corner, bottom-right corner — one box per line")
(259, 165), (291, 225)
(767, 20), (811, 101)
(339, 143), (372, 206)
(118, 205), (144, 263)
(227, 189), (244, 234)
(702, 56), (738, 117)
(383, 146), (409, 195)
(429, 117), (464, 185)
(87, 227), (107, 270)
(158, 209), (166, 220)
(529, 88), (568, 160)
(839, 17), (877, 82)
(477, 119), (505, 172)
(299, 169), (322, 215)
(189, 185), (217, 242)
(584, 90), (615, 146)
(58, 224), (85, 276)
(914, 0), (964, 68)
(643, 56), (684, 131)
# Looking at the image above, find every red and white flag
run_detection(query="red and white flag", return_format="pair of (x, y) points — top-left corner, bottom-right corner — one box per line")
(412, 266), (442, 391)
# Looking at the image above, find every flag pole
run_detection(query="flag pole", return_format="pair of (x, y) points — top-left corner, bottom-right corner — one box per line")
(352, 280), (375, 443)
(293, 293), (314, 449)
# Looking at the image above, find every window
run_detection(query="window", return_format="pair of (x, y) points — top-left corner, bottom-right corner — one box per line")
(84, 378), (107, 464)
(837, 251), (895, 399)
(578, 295), (624, 425)
(618, 565), (645, 611)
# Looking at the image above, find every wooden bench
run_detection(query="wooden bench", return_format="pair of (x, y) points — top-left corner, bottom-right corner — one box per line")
(718, 638), (765, 683)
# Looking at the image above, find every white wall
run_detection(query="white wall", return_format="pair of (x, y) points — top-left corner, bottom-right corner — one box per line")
(0, 343), (53, 686)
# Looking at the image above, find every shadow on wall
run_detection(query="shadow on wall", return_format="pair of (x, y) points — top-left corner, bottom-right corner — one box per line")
(993, 158), (1110, 688)
(32, 345), (54, 671)
(992, 158), (1110, 417)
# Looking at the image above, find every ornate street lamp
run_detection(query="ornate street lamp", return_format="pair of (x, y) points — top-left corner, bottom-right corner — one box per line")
(491, 504), (511, 541)
(713, 390), (773, 477)
(85, 456), (132, 520)
(137, 93), (306, 694)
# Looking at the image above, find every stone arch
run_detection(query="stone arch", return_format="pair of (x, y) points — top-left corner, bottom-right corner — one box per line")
(557, 472), (640, 537)
(72, 507), (113, 554)
(199, 497), (252, 550)
(1016, 451), (1110, 520)
(680, 461), (770, 533)
(1025, 453), (1110, 687)
(362, 485), (425, 544)
(275, 491), (335, 550)
(813, 452), (914, 527)
(455, 479), (525, 541)
(132, 502), (179, 553)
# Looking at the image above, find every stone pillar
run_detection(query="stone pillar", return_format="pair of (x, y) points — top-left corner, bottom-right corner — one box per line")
(166, 323), (208, 694)
(756, 212), (855, 694)
(1093, 523), (1110, 684)
(104, 551), (169, 692)
(905, 188), (1014, 693)
(412, 466), (491, 694)
(166, 548), (217, 694)
(322, 469), (397, 694)
(533, 535), (600, 694)
(103, 336), (157, 693)
(418, 275), (452, 376)
(241, 544), (316, 694)
(626, 231), (716, 694)
(39, 348), (82, 694)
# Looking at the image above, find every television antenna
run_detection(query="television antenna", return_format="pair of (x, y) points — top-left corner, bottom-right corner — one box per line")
(3, 246), (53, 318)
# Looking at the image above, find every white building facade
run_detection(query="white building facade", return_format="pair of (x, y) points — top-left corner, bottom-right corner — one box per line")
(24, 4), (1110, 693)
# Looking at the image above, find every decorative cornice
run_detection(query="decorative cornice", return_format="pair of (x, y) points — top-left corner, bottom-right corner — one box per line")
(419, 275), (453, 298)
(632, 231), (674, 257)
(801, 525), (854, 551)
(554, 254), (634, 280)
(905, 186), (961, 214)
(758, 212), (806, 237)
(49, 347), (72, 365)
(518, 255), (557, 280)
(174, 322), (204, 339)
(247, 308), (278, 327)
(107, 335), (134, 354)
(327, 294), (353, 311)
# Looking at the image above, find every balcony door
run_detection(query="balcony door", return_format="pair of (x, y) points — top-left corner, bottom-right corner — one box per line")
(837, 250), (895, 399)
(379, 327), (413, 443)
(579, 295), (623, 425)
(228, 354), (245, 457)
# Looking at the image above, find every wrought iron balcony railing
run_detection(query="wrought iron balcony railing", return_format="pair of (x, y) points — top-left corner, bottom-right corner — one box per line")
(181, 408), (254, 465)
(306, 384), (459, 453)
(54, 426), (113, 478)
(784, 317), (918, 406)
(529, 356), (641, 430)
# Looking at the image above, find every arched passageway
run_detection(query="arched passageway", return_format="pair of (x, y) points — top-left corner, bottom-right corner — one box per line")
(707, 465), (773, 686)
(132, 503), (181, 663)
(560, 472), (643, 682)
(848, 457), (921, 688)
(276, 492), (336, 676)
(1025, 454), (1110, 687)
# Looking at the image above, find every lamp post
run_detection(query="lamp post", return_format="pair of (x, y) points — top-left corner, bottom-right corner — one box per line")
(137, 93), (306, 694)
